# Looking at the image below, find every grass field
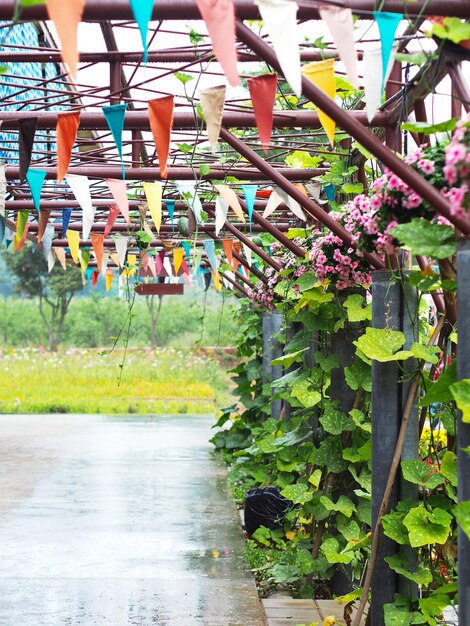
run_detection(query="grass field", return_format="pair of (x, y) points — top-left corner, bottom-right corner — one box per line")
(0, 347), (234, 414)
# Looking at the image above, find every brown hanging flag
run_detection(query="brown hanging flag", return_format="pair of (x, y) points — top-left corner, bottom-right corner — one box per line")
(148, 95), (174, 179)
(247, 73), (278, 153)
(18, 118), (38, 182)
(57, 111), (80, 182)
(38, 209), (52, 244)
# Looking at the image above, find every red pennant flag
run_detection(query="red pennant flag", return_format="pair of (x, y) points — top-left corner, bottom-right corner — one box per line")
(56, 111), (80, 182)
(222, 239), (233, 268)
(247, 73), (278, 153)
(92, 270), (100, 287)
(90, 233), (104, 269)
(148, 96), (174, 179)
(104, 205), (120, 237)
(38, 209), (52, 243)
(195, 0), (239, 87)
(180, 258), (190, 276)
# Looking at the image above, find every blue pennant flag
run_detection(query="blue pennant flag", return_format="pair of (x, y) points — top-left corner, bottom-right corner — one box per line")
(164, 199), (176, 231)
(0, 214), (5, 245)
(102, 103), (128, 179)
(374, 11), (403, 90)
(62, 208), (72, 237)
(129, 0), (154, 63)
(203, 239), (218, 272)
(26, 168), (47, 212)
(242, 185), (257, 232)
(325, 183), (335, 210)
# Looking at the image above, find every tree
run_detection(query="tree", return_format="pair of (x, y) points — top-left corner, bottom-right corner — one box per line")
(3, 245), (84, 350)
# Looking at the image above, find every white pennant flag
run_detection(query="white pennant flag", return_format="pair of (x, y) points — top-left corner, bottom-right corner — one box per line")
(48, 249), (56, 273)
(274, 186), (306, 221)
(242, 243), (252, 267)
(163, 256), (173, 281)
(255, 0), (301, 97)
(319, 6), (359, 89)
(114, 236), (129, 268)
(363, 45), (397, 122)
(66, 174), (95, 240)
(199, 85), (226, 153)
(215, 197), (229, 236)
(101, 251), (109, 275)
(215, 184), (245, 222)
(306, 182), (328, 205)
(42, 224), (55, 261)
(176, 181), (204, 224)
(263, 189), (283, 218)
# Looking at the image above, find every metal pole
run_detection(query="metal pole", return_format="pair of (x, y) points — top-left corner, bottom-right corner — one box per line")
(457, 238), (470, 626)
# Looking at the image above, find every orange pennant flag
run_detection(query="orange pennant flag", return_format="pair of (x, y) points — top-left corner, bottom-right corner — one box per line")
(38, 209), (51, 243)
(46, 0), (84, 83)
(90, 233), (104, 269)
(54, 247), (67, 270)
(232, 241), (241, 273)
(56, 111), (80, 182)
(148, 96), (174, 179)
(222, 239), (234, 268)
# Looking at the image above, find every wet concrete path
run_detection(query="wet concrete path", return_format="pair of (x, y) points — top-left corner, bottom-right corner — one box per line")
(0, 414), (266, 626)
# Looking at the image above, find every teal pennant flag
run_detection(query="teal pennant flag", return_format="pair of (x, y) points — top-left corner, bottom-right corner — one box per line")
(203, 239), (218, 273)
(129, 0), (154, 63)
(103, 103), (128, 179)
(26, 168), (47, 212)
(242, 185), (257, 232)
(181, 240), (191, 269)
(0, 214), (5, 244)
(374, 11), (403, 90)
(164, 199), (176, 231)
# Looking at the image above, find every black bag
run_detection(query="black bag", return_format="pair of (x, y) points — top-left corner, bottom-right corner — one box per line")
(244, 487), (292, 536)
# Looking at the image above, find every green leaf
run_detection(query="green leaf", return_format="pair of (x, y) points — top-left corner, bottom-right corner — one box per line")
(343, 294), (372, 322)
(401, 118), (457, 134)
(341, 182), (364, 194)
(395, 52), (430, 67)
(295, 272), (321, 292)
(441, 451), (457, 487)
(382, 503), (415, 545)
(337, 517), (360, 541)
(401, 459), (446, 489)
(454, 501), (470, 540)
(308, 469), (322, 490)
(384, 553), (433, 585)
(349, 408), (371, 433)
(450, 378), (470, 423)
(345, 358), (372, 391)
(384, 603), (423, 626)
(281, 483), (313, 505)
(188, 28), (204, 46)
(284, 150), (323, 168)
(314, 352), (339, 373)
(421, 361), (457, 406)
(391, 220), (456, 259)
(174, 71), (194, 84)
(410, 342), (440, 364)
(21, 0), (46, 5)
(430, 17), (470, 44)
(321, 538), (353, 564)
(343, 532), (371, 553)
(320, 404), (354, 435)
(199, 164), (211, 177)
(354, 328), (413, 362)
(176, 142), (193, 154)
(271, 348), (307, 368)
(291, 379), (322, 408)
(320, 495), (356, 518)
(403, 506), (452, 547)
(419, 594), (453, 625)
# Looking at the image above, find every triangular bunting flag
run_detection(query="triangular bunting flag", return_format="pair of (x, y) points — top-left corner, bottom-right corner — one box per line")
(242, 185), (258, 229)
(232, 242), (241, 273)
(247, 74), (277, 152)
(103, 103), (128, 178)
(255, 0), (301, 96)
(195, 0), (239, 86)
(54, 246), (67, 270)
(137, 203), (154, 239)
(101, 251), (109, 275)
(263, 189), (283, 218)
(62, 208), (72, 237)
(148, 254), (157, 277)
(18, 118), (37, 181)
(374, 11), (403, 90)
(106, 178), (130, 223)
(16, 210), (29, 239)
(17, 221), (30, 252)
(38, 209), (51, 243)
(242, 243), (252, 267)
(192, 248), (203, 275)
(301, 59), (336, 146)
(215, 185), (245, 222)
(66, 173), (95, 239)
(104, 204), (120, 237)
(277, 185), (306, 221)
(46, 0), (84, 82)
(163, 256), (173, 281)
(215, 196), (229, 236)
(0, 215), (5, 245)
(42, 224), (55, 261)
(90, 233), (104, 269)
(106, 270), (114, 292)
(222, 239), (233, 267)
(148, 96), (174, 179)
(203, 239), (218, 272)
(143, 182), (162, 232)
(26, 169), (47, 212)
(114, 236), (129, 268)
(56, 111), (80, 182)
(173, 247), (184, 274)
(156, 250), (164, 276)
(79, 248), (90, 273)
(66, 229), (80, 263)
(319, 7), (359, 89)
(212, 271), (222, 291)
(129, 0), (154, 63)
(164, 199), (176, 231)
(92, 270), (100, 287)
(363, 46), (396, 122)
(199, 85), (226, 153)
(47, 249), (56, 273)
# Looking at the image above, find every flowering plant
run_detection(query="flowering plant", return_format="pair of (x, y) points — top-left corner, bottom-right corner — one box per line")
(444, 114), (470, 216)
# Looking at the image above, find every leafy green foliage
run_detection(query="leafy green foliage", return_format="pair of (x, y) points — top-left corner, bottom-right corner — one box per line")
(391, 220), (456, 259)
(354, 328), (413, 362)
(450, 379), (470, 423)
(403, 506), (452, 547)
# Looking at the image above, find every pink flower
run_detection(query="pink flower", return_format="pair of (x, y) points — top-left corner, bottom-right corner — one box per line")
(443, 163), (457, 185)
(417, 159), (435, 175)
(445, 142), (466, 165)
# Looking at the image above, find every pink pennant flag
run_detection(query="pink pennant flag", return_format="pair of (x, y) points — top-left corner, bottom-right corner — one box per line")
(141, 252), (149, 273)
(148, 255), (157, 277)
(104, 204), (120, 237)
(195, 0), (239, 87)
(106, 179), (130, 223)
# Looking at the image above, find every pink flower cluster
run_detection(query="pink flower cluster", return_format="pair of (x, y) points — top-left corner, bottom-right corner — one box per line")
(444, 115), (470, 216)
(340, 195), (396, 255)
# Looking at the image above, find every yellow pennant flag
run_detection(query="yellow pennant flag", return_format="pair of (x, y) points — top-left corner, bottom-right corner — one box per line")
(212, 271), (222, 291)
(66, 229), (80, 264)
(143, 182), (162, 233)
(301, 59), (336, 146)
(173, 247), (184, 274)
(127, 254), (137, 268)
(105, 271), (114, 292)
